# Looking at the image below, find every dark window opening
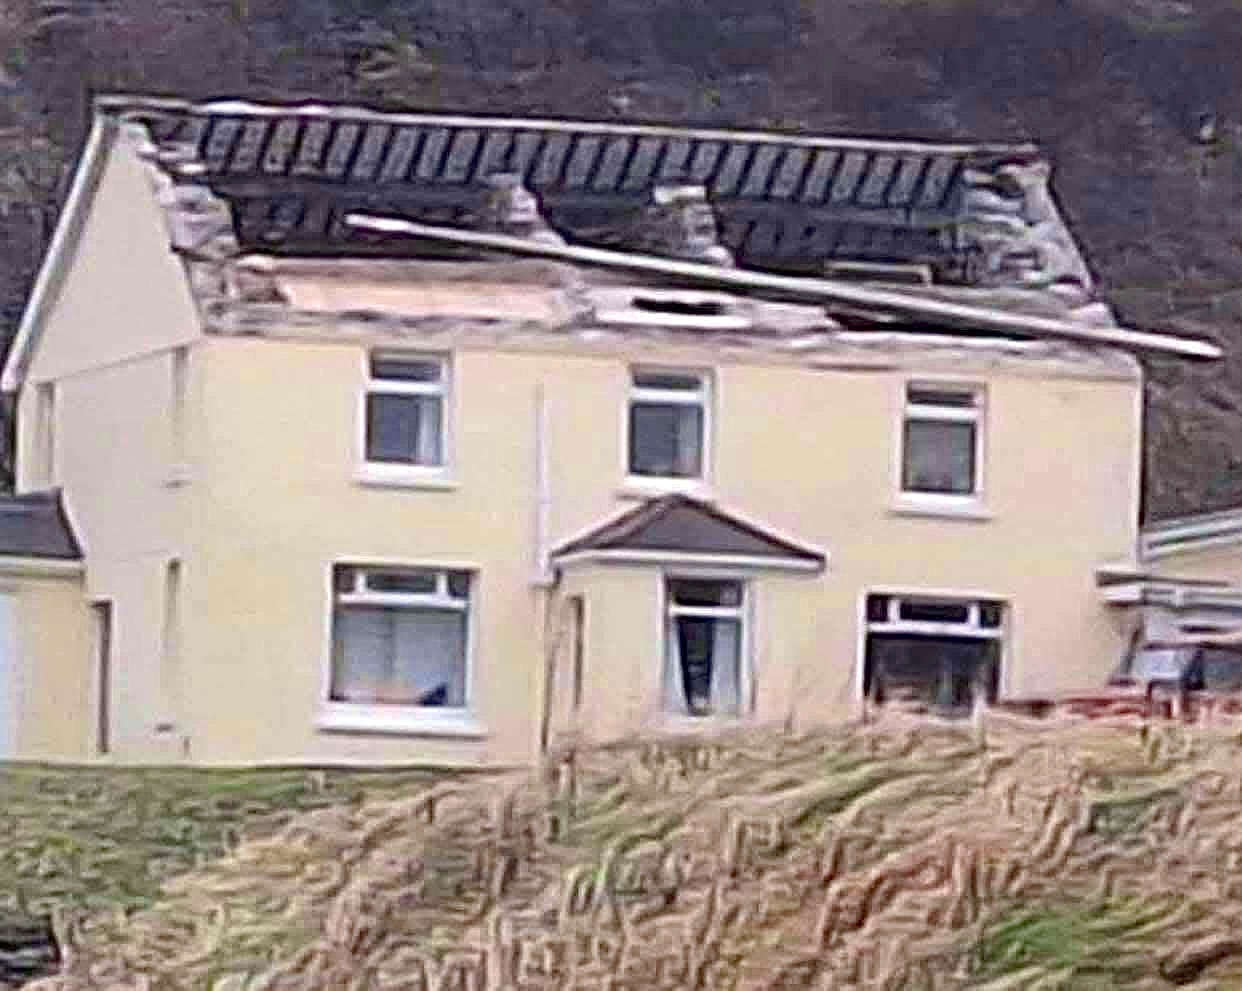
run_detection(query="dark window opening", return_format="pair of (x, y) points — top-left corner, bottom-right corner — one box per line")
(365, 569), (439, 595)
(864, 634), (999, 717)
(866, 594), (890, 623)
(631, 296), (727, 318)
(979, 602), (1004, 628)
(897, 599), (971, 624)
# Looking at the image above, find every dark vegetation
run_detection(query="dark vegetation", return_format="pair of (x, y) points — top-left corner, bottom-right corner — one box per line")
(3, 0), (1242, 517)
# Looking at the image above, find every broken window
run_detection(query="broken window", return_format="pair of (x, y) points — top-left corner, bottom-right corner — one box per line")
(901, 384), (981, 497)
(863, 593), (1002, 716)
(364, 353), (448, 467)
(663, 578), (744, 717)
(628, 369), (708, 480)
(330, 565), (470, 708)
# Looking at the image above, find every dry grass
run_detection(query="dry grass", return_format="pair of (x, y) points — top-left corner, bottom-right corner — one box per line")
(24, 713), (1242, 990)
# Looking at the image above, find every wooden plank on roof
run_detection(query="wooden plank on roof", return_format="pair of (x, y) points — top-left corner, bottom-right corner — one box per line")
(342, 213), (1222, 360)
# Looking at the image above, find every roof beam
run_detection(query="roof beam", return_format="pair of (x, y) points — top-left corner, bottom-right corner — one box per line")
(343, 214), (1223, 360)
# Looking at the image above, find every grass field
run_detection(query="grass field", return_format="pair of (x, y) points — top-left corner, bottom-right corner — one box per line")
(0, 763), (459, 921)
(17, 714), (1242, 989)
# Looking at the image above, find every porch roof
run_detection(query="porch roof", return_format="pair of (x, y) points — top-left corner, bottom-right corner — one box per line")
(552, 494), (826, 570)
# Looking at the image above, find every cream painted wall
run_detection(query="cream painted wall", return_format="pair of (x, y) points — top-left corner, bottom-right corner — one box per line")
(175, 330), (1139, 765)
(7, 128), (206, 762)
(22, 350), (199, 762)
(21, 132), (201, 393)
(8, 569), (92, 760)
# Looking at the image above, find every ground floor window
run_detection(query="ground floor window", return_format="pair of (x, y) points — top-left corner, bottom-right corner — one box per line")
(330, 565), (471, 708)
(663, 578), (745, 717)
(863, 593), (1003, 716)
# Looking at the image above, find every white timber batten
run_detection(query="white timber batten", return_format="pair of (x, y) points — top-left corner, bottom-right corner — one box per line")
(343, 215), (1222, 361)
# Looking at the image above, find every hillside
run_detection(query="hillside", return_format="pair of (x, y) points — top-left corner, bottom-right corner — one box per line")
(24, 715), (1242, 989)
(5, 0), (1242, 517)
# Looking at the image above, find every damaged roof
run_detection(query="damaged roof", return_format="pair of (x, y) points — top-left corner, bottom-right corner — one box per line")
(553, 494), (825, 569)
(2, 95), (1220, 393)
(0, 490), (81, 560)
(115, 96), (1037, 281)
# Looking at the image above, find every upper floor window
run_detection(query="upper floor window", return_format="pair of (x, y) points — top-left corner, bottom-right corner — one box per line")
(900, 384), (982, 497)
(627, 368), (709, 481)
(364, 353), (448, 469)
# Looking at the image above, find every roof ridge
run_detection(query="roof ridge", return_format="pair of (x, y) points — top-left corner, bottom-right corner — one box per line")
(93, 92), (1034, 157)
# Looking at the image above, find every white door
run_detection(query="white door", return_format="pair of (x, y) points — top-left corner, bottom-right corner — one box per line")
(0, 594), (19, 759)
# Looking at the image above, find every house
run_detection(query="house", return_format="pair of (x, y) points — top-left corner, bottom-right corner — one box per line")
(0, 95), (1222, 766)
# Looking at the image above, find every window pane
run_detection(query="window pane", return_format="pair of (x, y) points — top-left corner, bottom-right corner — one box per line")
(392, 608), (468, 707)
(898, 599), (970, 624)
(331, 605), (467, 706)
(669, 579), (742, 608)
(902, 419), (976, 495)
(366, 394), (444, 465)
(332, 566), (356, 594)
(664, 615), (741, 717)
(631, 298), (726, 318)
(629, 402), (703, 477)
(370, 355), (442, 382)
(364, 569), (438, 595)
(446, 570), (471, 600)
(1201, 649), (1242, 692)
(633, 370), (703, 391)
(906, 386), (976, 408)
(866, 595), (890, 623)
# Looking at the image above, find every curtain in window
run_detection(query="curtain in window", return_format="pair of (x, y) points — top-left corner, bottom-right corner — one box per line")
(366, 395), (443, 465)
(332, 605), (466, 706)
(630, 404), (702, 477)
(902, 420), (975, 494)
(662, 616), (741, 716)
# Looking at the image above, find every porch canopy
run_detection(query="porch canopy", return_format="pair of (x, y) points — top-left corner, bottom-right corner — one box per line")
(550, 494), (826, 571)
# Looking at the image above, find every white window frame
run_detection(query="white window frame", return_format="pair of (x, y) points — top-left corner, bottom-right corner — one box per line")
(658, 572), (752, 726)
(893, 381), (988, 518)
(356, 351), (457, 490)
(623, 366), (713, 496)
(857, 589), (1009, 708)
(317, 561), (484, 738)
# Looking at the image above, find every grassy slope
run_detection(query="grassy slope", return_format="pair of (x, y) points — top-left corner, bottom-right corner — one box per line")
(22, 716), (1242, 989)
(4, 0), (1242, 516)
(0, 763), (459, 920)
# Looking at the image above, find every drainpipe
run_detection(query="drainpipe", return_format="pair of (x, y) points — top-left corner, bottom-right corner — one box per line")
(533, 382), (560, 756)
(533, 383), (552, 586)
